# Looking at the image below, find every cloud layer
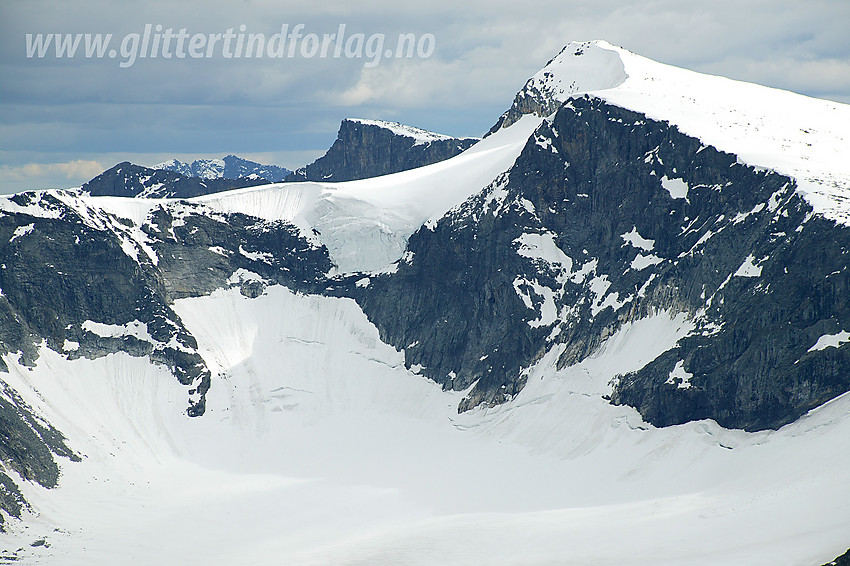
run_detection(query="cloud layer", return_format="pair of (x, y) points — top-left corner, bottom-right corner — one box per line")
(1, 0), (847, 193)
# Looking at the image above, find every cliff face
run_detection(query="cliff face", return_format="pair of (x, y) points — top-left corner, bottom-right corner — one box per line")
(350, 97), (850, 432)
(286, 119), (479, 182)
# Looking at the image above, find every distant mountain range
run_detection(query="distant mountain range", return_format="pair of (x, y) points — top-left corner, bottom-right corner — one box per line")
(81, 161), (272, 199)
(154, 155), (292, 183)
(79, 123), (477, 199)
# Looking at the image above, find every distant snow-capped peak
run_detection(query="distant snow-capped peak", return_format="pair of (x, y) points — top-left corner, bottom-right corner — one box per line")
(154, 158), (225, 180)
(153, 155), (291, 182)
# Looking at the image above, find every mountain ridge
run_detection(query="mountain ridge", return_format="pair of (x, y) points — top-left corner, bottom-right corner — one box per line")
(492, 40), (850, 223)
(80, 161), (272, 199)
(0, 40), (848, 563)
(154, 154), (291, 183)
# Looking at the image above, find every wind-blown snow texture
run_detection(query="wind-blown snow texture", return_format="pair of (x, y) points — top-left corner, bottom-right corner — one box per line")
(1, 40), (849, 564)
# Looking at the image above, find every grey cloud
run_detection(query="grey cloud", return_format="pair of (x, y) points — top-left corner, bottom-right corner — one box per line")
(1, 0), (847, 193)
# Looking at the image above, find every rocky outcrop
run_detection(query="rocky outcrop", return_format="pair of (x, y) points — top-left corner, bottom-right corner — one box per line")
(0, 383), (79, 530)
(349, 96), (850, 431)
(142, 202), (333, 301)
(82, 162), (270, 199)
(823, 548), (850, 566)
(286, 119), (478, 182)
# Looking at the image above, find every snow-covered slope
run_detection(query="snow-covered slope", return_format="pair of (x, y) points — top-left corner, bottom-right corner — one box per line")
(87, 114), (541, 274)
(498, 40), (850, 224)
(5, 286), (849, 564)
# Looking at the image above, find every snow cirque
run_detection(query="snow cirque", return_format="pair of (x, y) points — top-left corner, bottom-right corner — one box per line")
(4, 286), (849, 565)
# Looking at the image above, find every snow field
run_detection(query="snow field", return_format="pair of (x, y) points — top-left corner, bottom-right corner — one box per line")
(2, 286), (848, 565)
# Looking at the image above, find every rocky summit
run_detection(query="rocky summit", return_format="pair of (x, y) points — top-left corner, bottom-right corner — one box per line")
(286, 118), (479, 182)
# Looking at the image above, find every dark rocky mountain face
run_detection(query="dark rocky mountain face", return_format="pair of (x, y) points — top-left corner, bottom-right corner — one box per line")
(0, 192), (332, 408)
(286, 119), (479, 182)
(2, 93), (849, 536)
(155, 155), (291, 183)
(81, 162), (271, 199)
(347, 97), (850, 432)
(220, 155), (291, 182)
(823, 548), (850, 566)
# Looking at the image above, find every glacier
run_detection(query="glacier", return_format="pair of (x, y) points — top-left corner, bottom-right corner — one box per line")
(3, 286), (848, 564)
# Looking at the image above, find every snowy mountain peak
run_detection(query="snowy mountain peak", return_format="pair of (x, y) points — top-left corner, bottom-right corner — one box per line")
(154, 158), (225, 179)
(528, 40), (628, 100)
(155, 158), (182, 170)
(493, 39), (850, 226)
(490, 40), (626, 133)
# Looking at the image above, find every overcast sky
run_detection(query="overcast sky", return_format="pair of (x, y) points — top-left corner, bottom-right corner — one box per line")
(1, 0), (848, 194)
